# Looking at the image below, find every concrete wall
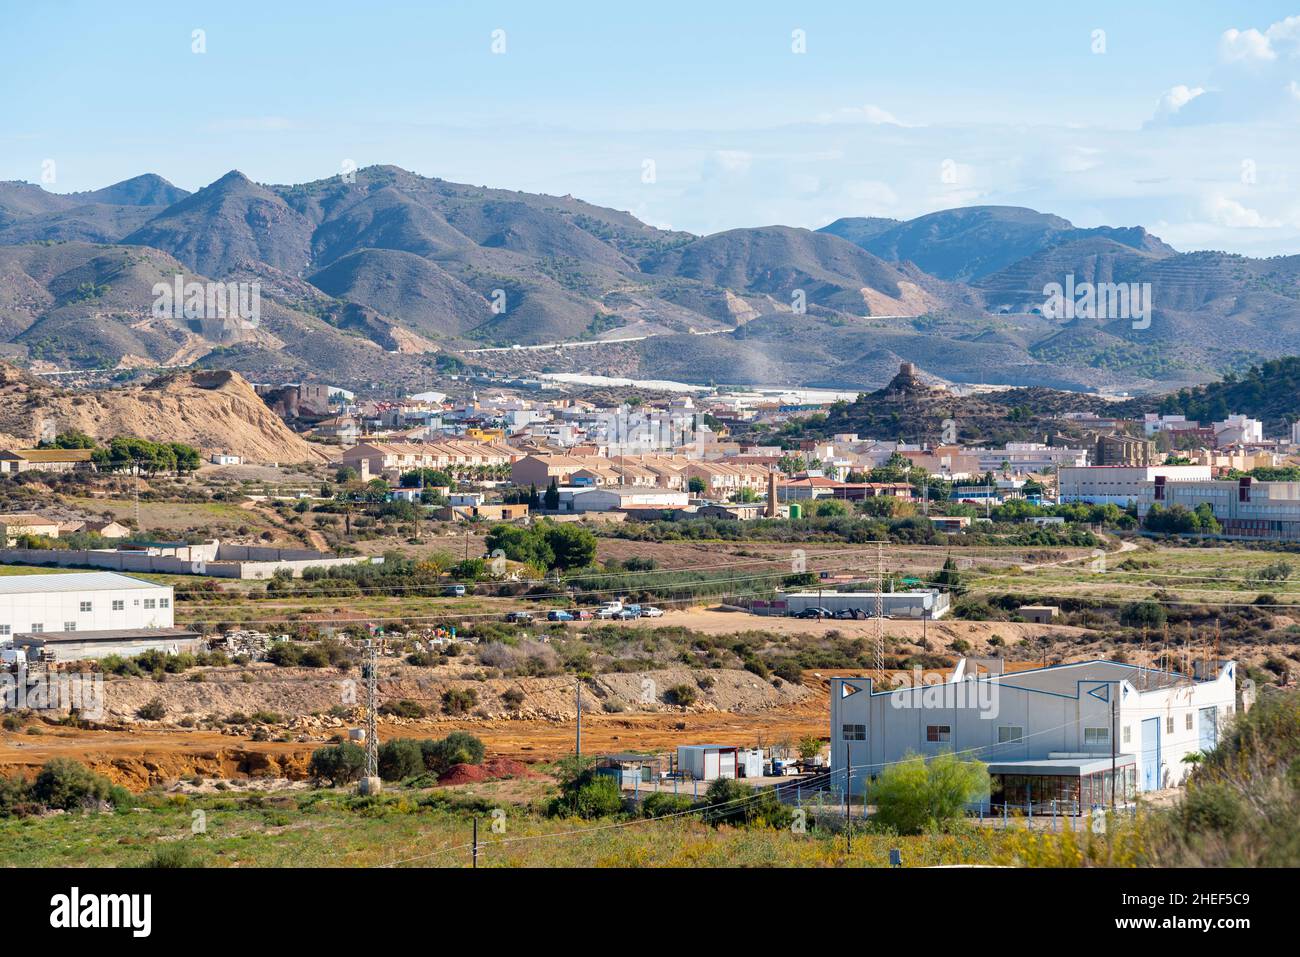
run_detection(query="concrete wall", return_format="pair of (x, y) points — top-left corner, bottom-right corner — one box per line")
(17, 635), (203, 662)
(0, 547), (374, 579)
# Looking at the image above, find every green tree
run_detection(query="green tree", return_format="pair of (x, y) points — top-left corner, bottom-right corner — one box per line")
(419, 732), (486, 773)
(30, 758), (122, 810)
(378, 738), (426, 781)
(935, 556), (966, 595)
(870, 752), (989, 835)
(308, 742), (366, 786)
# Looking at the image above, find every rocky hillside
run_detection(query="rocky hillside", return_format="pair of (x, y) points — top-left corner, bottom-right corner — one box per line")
(817, 362), (1110, 445)
(0, 363), (328, 463)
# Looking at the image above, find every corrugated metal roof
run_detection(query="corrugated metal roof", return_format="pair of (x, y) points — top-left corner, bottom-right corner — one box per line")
(15, 627), (197, 644)
(0, 571), (163, 594)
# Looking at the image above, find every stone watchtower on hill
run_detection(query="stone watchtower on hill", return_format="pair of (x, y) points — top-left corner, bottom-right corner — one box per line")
(883, 361), (930, 396)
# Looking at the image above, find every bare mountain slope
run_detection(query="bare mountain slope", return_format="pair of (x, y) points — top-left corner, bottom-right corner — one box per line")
(0, 363), (328, 463)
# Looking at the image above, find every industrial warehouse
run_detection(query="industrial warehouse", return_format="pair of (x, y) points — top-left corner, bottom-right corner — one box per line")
(830, 657), (1240, 813)
(0, 572), (197, 662)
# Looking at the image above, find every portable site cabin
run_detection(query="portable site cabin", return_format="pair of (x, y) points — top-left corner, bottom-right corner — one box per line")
(736, 748), (764, 778)
(595, 753), (663, 787)
(677, 745), (738, 781)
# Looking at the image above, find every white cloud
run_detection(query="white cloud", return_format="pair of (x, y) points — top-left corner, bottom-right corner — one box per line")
(1220, 27), (1276, 63)
(814, 104), (909, 126)
(712, 150), (752, 174)
(1154, 85), (1206, 118)
(1206, 195), (1280, 229)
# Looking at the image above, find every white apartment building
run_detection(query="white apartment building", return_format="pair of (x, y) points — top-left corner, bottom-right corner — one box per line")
(1213, 414), (1264, 447)
(973, 443), (1089, 475)
(1142, 413), (1191, 436)
(1057, 465), (1211, 506)
(831, 657), (1238, 810)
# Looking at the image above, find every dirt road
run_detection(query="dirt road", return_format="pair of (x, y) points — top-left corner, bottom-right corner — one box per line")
(597, 607), (1090, 648)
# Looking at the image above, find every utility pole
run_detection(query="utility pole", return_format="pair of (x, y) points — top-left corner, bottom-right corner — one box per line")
(362, 639), (380, 794)
(1110, 688), (1117, 812)
(844, 739), (852, 854)
(575, 678), (582, 758)
(874, 542), (885, 681)
(472, 817), (479, 869)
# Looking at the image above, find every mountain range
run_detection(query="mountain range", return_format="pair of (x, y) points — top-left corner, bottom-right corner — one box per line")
(3, 165), (1300, 396)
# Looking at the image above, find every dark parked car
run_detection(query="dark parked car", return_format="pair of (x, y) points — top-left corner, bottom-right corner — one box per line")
(795, 607), (834, 620)
(547, 609), (575, 622)
(505, 611), (534, 624)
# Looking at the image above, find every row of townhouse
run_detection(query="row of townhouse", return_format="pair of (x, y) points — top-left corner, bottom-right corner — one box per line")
(511, 454), (702, 490)
(509, 454), (772, 499)
(340, 441), (518, 480)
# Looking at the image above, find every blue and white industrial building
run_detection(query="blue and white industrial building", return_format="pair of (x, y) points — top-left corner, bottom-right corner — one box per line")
(830, 656), (1238, 812)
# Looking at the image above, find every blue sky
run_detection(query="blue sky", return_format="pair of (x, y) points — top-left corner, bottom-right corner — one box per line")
(5, 1), (1300, 253)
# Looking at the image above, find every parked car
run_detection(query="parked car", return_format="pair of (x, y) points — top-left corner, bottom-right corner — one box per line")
(616, 607), (640, 620)
(795, 607), (834, 620)
(574, 609), (594, 620)
(443, 584), (466, 597)
(640, 606), (664, 618)
(505, 611), (534, 624)
(595, 603), (623, 620)
(833, 608), (863, 620)
(547, 609), (575, 622)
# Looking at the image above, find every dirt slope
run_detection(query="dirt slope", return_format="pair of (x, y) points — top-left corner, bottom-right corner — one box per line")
(0, 364), (327, 464)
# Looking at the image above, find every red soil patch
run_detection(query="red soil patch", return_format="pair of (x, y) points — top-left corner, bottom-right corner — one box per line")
(437, 756), (538, 785)
(438, 763), (491, 785)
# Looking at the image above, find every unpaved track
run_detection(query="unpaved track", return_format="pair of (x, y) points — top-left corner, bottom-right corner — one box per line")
(601, 607), (1091, 645)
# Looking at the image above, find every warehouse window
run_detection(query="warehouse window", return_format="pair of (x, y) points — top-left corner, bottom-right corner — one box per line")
(160, 598), (170, 609)
(112, 600), (124, 611)
(1186, 713), (1194, 731)
(926, 725), (951, 743)
(144, 599), (156, 610)
(1166, 716), (1175, 734)
(64, 622), (76, 632)
(842, 724), (866, 741)
(30, 624), (43, 633)
(0, 625), (9, 636)
(1122, 725), (1132, 744)
(997, 726), (1023, 743)
(79, 601), (92, 613)
(1084, 727), (1109, 748)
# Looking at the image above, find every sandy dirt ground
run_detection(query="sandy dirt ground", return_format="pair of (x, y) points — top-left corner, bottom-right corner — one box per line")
(598, 606), (1092, 647)
(0, 698), (828, 791)
(0, 610), (1103, 790)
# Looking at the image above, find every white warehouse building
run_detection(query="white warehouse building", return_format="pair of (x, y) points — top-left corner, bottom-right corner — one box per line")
(830, 657), (1238, 812)
(0, 572), (197, 662)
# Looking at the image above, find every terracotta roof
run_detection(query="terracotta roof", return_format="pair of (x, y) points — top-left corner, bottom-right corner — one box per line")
(2, 448), (94, 463)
